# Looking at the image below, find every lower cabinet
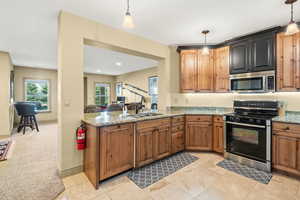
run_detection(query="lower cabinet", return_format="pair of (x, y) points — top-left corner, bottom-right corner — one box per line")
(100, 123), (134, 180)
(185, 115), (213, 151)
(136, 118), (171, 167)
(213, 118), (224, 153)
(171, 116), (185, 154)
(272, 122), (300, 176)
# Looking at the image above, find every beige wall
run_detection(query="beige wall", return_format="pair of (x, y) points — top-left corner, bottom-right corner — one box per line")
(14, 66), (58, 122)
(0, 51), (14, 135)
(116, 67), (158, 106)
(169, 48), (300, 111)
(57, 11), (170, 176)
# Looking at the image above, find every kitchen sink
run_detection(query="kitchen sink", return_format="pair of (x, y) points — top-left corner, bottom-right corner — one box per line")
(128, 112), (163, 118)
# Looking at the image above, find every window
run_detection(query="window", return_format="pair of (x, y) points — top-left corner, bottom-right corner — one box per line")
(116, 82), (123, 97)
(95, 83), (110, 105)
(148, 76), (158, 104)
(24, 79), (50, 112)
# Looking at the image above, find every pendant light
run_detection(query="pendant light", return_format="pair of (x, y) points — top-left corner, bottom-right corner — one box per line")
(123, 0), (134, 29)
(285, 0), (299, 35)
(201, 30), (210, 55)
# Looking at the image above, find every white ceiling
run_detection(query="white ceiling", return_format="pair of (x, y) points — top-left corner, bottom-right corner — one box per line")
(0, 0), (299, 74)
(84, 45), (158, 75)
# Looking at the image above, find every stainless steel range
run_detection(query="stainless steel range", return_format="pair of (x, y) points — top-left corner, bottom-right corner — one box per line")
(224, 100), (279, 172)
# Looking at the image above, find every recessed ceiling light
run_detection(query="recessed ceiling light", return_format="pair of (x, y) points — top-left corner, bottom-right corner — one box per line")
(97, 69), (101, 73)
(116, 62), (122, 66)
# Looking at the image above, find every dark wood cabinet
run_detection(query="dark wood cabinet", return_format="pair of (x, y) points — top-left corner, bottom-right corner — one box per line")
(272, 122), (300, 176)
(229, 40), (249, 74)
(100, 124), (134, 180)
(250, 34), (275, 72)
(136, 118), (171, 167)
(277, 32), (300, 92)
(185, 115), (212, 151)
(230, 32), (276, 74)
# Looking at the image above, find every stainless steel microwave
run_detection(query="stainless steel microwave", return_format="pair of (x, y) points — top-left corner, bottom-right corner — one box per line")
(230, 71), (275, 93)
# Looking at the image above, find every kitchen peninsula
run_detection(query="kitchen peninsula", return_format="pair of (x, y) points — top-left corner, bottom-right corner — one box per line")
(82, 107), (232, 188)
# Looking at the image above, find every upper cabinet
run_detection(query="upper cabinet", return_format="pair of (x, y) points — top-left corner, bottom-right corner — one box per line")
(180, 50), (197, 92)
(214, 46), (230, 92)
(180, 47), (229, 93)
(197, 50), (214, 92)
(229, 32), (276, 74)
(229, 40), (249, 74)
(277, 32), (300, 92)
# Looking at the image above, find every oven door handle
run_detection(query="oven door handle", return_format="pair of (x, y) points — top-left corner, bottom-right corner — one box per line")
(226, 121), (266, 129)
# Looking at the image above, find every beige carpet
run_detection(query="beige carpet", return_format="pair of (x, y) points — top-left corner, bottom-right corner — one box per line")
(0, 123), (65, 200)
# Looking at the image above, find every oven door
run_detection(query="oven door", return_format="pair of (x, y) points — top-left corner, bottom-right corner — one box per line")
(226, 121), (267, 162)
(230, 76), (265, 93)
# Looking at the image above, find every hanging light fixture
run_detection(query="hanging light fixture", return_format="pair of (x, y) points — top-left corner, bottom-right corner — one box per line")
(285, 0), (299, 35)
(201, 30), (210, 55)
(123, 0), (135, 29)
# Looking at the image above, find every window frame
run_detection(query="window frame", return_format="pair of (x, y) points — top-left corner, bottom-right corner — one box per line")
(94, 82), (111, 105)
(23, 78), (51, 113)
(115, 82), (123, 97)
(148, 76), (158, 104)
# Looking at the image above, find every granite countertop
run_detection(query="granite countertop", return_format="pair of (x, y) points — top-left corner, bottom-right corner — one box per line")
(272, 111), (300, 124)
(82, 107), (233, 127)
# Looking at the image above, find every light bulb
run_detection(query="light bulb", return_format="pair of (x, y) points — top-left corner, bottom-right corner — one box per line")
(202, 47), (209, 55)
(286, 22), (299, 35)
(123, 13), (134, 29)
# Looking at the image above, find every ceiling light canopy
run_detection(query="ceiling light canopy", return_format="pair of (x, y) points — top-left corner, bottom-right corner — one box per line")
(123, 0), (134, 29)
(201, 30), (210, 55)
(285, 0), (299, 35)
(116, 62), (122, 66)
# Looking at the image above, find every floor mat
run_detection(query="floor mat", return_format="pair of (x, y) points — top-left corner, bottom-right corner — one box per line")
(217, 159), (272, 184)
(127, 152), (198, 188)
(0, 140), (11, 161)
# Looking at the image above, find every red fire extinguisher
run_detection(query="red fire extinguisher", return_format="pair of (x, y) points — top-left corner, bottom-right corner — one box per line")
(76, 124), (86, 150)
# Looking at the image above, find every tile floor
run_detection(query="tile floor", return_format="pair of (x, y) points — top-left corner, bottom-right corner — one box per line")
(56, 152), (300, 200)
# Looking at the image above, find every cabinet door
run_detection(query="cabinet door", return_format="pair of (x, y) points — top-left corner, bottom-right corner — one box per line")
(136, 128), (155, 167)
(213, 123), (224, 153)
(214, 47), (230, 92)
(296, 33), (300, 89)
(277, 33), (297, 91)
(155, 127), (171, 160)
(250, 34), (275, 72)
(197, 50), (214, 91)
(100, 124), (134, 180)
(171, 131), (184, 154)
(180, 50), (197, 92)
(185, 122), (212, 150)
(230, 41), (249, 74)
(273, 135), (297, 170)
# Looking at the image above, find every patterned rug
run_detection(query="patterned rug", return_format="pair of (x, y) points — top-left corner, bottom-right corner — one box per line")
(217, 159), (272, 184)
(127, 152), (198, 188)
(0, 140), (11, 161)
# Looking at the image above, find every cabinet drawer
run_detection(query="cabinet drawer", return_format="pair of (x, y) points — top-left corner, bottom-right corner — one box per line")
(186, 115), (212, 122)
(172, 124), (184, 133)
(102, 123), (133, 132)
(172, 131), (184, 153)
(213, 116), (224, 123)
(273, 122), (300, 134)
(137, 118), (170, 130)
(172, 116), (184, 125)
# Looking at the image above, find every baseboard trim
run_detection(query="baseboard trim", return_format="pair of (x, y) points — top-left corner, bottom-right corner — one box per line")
(59, 165), (83, 178)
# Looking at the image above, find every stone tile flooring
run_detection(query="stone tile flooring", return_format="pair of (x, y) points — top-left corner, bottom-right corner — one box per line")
(57, 152), (300, 200)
